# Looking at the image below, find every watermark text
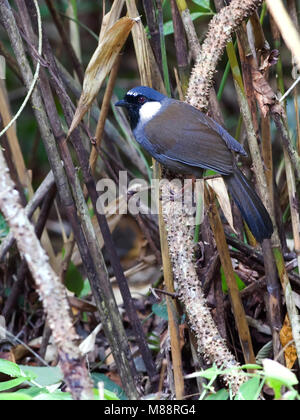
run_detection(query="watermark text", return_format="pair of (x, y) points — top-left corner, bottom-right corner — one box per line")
(0, 56), (6, 80)
(96, 171), (203, 226)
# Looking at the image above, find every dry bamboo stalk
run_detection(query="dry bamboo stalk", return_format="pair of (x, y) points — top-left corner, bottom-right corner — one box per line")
(206, 186), (256, 365)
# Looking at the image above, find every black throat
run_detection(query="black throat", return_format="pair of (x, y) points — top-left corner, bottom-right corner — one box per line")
(127, 107), (140, 131)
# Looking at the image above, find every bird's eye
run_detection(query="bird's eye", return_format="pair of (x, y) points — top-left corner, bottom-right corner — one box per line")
(137, 96), (146, 105)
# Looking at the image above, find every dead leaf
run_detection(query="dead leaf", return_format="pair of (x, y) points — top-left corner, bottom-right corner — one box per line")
(206, 177), (237, 234)
(29, 337), (58, 363)
(68, 17), (137, 137)
(99, 0), (125, 43)
(68, 296), (97, 313)
(11, 344), (30, 362)
(251, 64), (285, 118)
(106, 371), (123, 388)
(279, 314), (297, 369)
(252, 69), (278, 117)
(259, 49), (280, 73)
(79, 324), (102, 355)
(105, 348), (115, 366)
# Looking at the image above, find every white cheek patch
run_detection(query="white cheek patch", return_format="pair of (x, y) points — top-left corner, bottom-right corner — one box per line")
(139, 101), (161, 124)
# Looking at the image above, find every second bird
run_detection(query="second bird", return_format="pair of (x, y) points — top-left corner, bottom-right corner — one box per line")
(115, 86), (273, 243)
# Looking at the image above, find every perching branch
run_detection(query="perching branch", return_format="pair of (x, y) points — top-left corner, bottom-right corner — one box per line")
(186, 0), (263, 111)
(161, 181), (247, 393)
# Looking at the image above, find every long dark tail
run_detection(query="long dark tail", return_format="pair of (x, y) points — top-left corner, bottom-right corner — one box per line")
(224, 166), (273, 242)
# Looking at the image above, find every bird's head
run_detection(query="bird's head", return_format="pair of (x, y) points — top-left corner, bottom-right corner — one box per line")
(115, 86), (166, 130)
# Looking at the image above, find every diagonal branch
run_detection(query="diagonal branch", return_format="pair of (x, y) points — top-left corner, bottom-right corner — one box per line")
(186, 0), (263, 110)
(0, 132), (93, 400)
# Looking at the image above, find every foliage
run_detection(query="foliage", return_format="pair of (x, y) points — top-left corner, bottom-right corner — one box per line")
(0, 358), (120, 401)
(192, 360), (300, 400)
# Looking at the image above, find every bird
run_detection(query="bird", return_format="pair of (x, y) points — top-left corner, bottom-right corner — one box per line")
(115, 86), (273, 243)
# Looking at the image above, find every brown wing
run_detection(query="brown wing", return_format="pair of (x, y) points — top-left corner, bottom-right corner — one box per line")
(144, 100), (239, 175)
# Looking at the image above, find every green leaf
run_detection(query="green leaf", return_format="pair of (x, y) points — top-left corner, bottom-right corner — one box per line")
(204, 169), (218, 177)
(263, 359), (298, 398)
(0, 392), (32, 400)
(221, 266), (245, 293)
(263, 358), (298, 387)
(0, 213), (9, 240)
(191, 0), (212, 11)
(188, 365), (221, 380)
(152, 301), (168, 321)
(0, 359), (23, 378)
(92, 387), (120, 400)
(147, 332), (160, 352)
(19, 365), (63, 387)
(65, 262), (84, 296)
(163, 20), (175, 37)
(205, 388), (229, 400)
(56, 0), (69, 14)
(0, 377), (31, 392)
(91, 373), (126, 400)
(240, 364), (263, 370)
(33, 390), (73, 401)
(163, 12), (213, 36)
(234, 377), (261, 400)
(256, 341), (273, 365)
(282, 390), (299, 400)
(267, 378), (283, 400)
(70, 0), (78, 16)
(103, 389), (121, 401)
(15, 386), (48, 398)
(79, 278), (92, 298)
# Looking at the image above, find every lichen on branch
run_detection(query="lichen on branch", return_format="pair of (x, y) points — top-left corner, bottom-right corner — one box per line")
(186, 0), (263, 111)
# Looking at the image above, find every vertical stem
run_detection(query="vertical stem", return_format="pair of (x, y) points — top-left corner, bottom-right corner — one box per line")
(206, 186), (256, 365)
(226, 28), (284, 360)
(89, 55), (121, 174)
(156, 0), (171, 96)
(142, 0), (163, 74)
(170, 0), (190, 94)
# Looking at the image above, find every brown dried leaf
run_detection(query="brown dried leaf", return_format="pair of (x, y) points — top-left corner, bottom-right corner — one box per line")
(99, 0), (125, 43)
(79, 324), (102, 355)
(206, 177), (237, 234)
(68, 17), (136, 137)
(279, 314), (297, 369)
(252, 69), (278, 117)
(259, 49), (280, 73)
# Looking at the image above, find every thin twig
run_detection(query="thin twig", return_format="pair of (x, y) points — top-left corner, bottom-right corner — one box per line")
(89, 55), (121, 173)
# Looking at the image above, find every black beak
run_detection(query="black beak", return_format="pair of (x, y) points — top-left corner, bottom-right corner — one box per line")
(115, 99), (127, 107)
